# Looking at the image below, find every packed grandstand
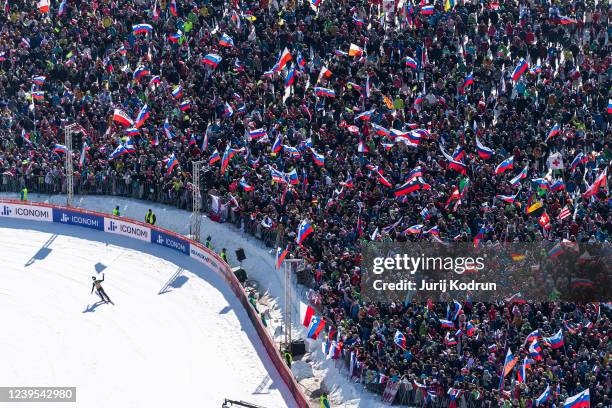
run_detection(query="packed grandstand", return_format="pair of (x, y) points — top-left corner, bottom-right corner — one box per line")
(0, 0), (610, 406)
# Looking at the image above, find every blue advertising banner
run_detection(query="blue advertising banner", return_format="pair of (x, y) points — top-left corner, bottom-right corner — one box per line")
(52, 208), (104, 231)
(151, 229), (190, 255)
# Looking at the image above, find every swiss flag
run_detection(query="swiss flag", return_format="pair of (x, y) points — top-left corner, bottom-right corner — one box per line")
(538, 211), (551, 229)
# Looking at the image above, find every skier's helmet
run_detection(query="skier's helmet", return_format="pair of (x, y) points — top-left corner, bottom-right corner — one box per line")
(92, 276), (96, 281)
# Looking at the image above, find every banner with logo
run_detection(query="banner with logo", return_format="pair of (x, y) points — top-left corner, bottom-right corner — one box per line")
(52, 208), (104, 230)
(104, 218), (151, 242)
(0, 203), (53, 221)
(190, 244), (223, 276)
(151, 229), (189, 255)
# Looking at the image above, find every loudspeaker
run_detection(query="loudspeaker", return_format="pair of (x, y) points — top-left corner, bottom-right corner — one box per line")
(290, 340), (306, 357)
(235, 248), (246, 262)
(232, 266), (247, 283)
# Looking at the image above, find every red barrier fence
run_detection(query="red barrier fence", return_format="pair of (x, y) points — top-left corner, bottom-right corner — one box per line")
(0, 198), (310, 408)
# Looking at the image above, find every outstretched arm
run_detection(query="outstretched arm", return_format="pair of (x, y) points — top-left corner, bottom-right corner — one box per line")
(91, 283), (95, 294)
(100, 274), (104, 282)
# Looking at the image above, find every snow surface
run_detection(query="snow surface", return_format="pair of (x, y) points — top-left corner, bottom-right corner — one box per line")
(0, 218), (296, 408)
(0, 193), (390, 407)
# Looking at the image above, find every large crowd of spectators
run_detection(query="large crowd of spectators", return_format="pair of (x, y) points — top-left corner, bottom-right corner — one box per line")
(0, 0), (610, 405)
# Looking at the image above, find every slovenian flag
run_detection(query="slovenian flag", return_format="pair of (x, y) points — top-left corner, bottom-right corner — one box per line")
(296, 220), (314, 245)
(31, 91), (44, 100)
(272, 135), (282, 154)
(285, 66), (296, 88)
(275, 246), (289, 269)
(112, 109), (134, 127)
(220, 145), (235, 175)
(534, 385), (550, 406)
(133, 24), (153, 35)
(168, 32), (183, 43)
(511, 59), (529, 81)
(371, 123), (390, 136)
(164, 153), (178, 176)
(393, 180), (421, 197)
(545, 123), (561, 143)
(473, 226), (485, 249)
(149, 76), (161, 87)
(125, 128), (140, 137)
(314, 87), (335, 98)
(475, 136), (494, 159)
(248, 128), (268, 140)
(208, 149), (220, 165)
(461, 72), (474, 91)
(495, 155), (514, 174)
(224, 102), (233, 118)
(134, 104), (150, 128)
(311, 150), (325, 166)
(405, 56), (418, 69)
(306, 315), (325, 340)
(179, 100), (191, 111)
(53, 144), (68, 154)
(404, 224), (423, 234)
(516, 357), (529, 383)
(558, 15), (577, 25)
(169, 0), (177, 16)
(108, 144), (128, 160)
(202, 54), (222, 68)
(550, 179), (565, 192)
(607, 99), (612, 114)
(499, 348), (518, 387)
(133, 66), (150, 81)
(172, 85), (183, 99)
(531, 178), (550, 190)
(296, 52), (306, 69)
(421, 4), (434, 14)
(542, 329), (564, 349)
(355, 109), (375, 121)
(219, 33), (234, 47)
(440, 319), (454, 329)
(123, 138), (136, 153)
(32, 75), (46, 86)
(563, 389), (589, 408)
(57, 0), (66, 16)
(570, 152), (587, 172)
(162, 118), (174, 139)
(239, 177), (254, 192)
(283, 145), (301, 159)
(529, 340), (542, 361)
(466, 321), (475, 336)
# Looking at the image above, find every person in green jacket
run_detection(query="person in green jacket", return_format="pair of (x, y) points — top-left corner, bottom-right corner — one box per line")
(204, 236), (213, 250)
(220, 248), (228, 263)
(20, 187), (28, 201)
(320, 394), (330, 408)
(112, 206), (120, 216)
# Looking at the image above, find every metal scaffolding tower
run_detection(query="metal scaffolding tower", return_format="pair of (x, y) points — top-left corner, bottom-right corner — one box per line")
(64, 124), (80, 207)
(190, 161), (203, 241)
(282, 258), (304, 351)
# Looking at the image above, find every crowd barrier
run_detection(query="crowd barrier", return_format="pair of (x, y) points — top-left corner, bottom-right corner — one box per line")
(0, 198), (310, 408)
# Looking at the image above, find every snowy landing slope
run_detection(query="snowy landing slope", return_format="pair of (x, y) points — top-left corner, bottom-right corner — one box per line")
(0, 219), (296, 408)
